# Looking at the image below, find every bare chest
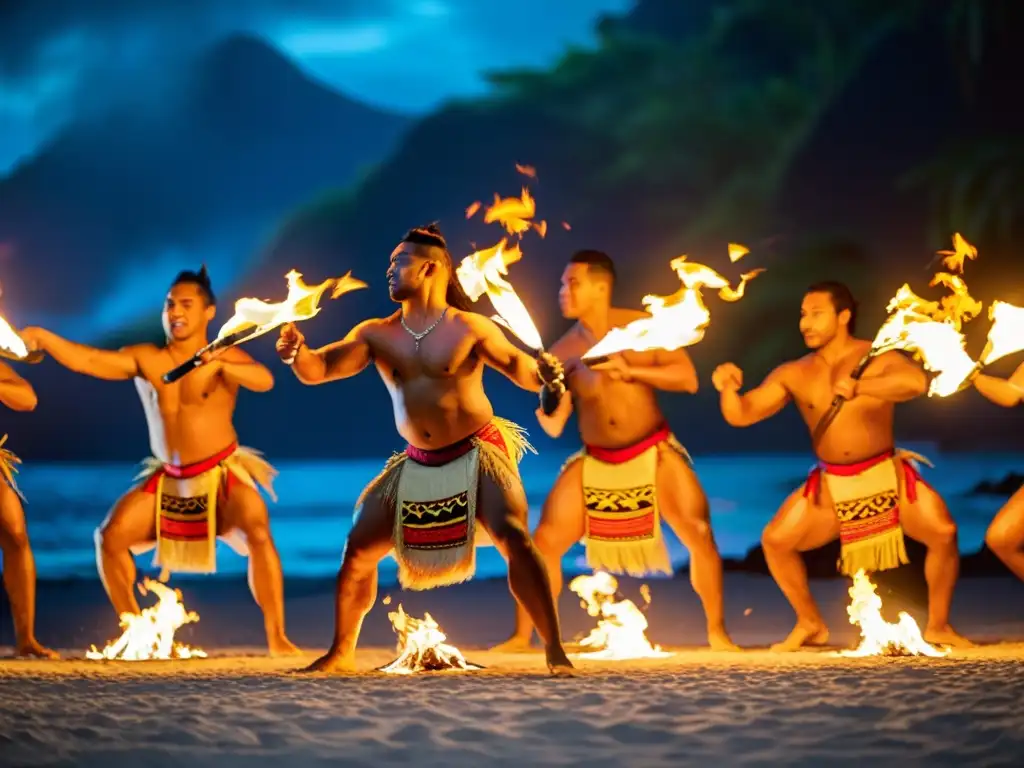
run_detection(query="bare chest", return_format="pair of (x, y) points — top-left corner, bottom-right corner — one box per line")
(137, 355), (229, 408)
(374, 324), (478, 383)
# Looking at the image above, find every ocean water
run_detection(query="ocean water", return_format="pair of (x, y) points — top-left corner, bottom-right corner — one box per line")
(12, 448), (1023, 583)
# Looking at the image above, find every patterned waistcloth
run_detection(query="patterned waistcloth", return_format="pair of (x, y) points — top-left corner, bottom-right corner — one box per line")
(130, 442), (277, 578)
(565, 423), (691, 578)
(364, 418), (533, 591)
(804, 448), (931, 575)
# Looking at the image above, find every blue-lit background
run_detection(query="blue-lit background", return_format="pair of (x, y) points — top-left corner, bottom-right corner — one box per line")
(1, 0), (1023, 580)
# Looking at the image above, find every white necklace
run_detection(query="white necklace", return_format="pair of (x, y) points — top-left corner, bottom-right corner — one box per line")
(401, 307), (448, 351)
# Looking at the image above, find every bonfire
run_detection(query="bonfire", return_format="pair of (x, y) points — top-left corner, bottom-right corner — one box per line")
(569, 572), (672, 660)
(86, 579), (206, 661)
(840, 570), (948, 658)
(378, 604), (482, 674)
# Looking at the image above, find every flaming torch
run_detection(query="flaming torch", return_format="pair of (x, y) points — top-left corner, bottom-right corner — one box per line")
(0, 281), (44, 363)
(580, 246), (763, 363)
(161, 270), (367, 383)
(812, 234), (982, 444)
(457, 182), (564, 412)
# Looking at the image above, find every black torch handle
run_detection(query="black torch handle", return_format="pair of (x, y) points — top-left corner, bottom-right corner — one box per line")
(811, 352), (874, 446)
(160, 329), (248, 384)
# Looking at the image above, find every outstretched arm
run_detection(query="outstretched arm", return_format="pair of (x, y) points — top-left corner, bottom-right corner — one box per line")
(23, 327), (140, 381)
(471, 315), (545, 392)
(214, 347), (274, 392)
(716, 363), (791, 427)
(608, 348), (699, 392)
(0, 361), (38, 411)
(974, 362), (1024, 407)
(286, 320), (375, 385)
(851, 351), (928, 402)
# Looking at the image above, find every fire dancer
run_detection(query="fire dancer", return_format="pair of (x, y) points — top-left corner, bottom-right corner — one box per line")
(711, 281), (971, 650)
(277, 223), (573, 674)
(973, 362), (1024, 580)
(20, 267), (300, 655)
(0, 363), (58, 658)
(496, 249), (738, 652)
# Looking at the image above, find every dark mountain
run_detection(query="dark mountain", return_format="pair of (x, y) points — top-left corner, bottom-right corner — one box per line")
(0, 33), (411, 324)
(0, 34), (411, 461)
(251, 0), (1024, 460)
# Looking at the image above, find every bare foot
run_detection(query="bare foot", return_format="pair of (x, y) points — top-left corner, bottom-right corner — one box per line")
(16, 639), (60, 660)
(295, 651), (356, 674)
(545, 645), (576, 676)
(770, 622), (830, 652)
(268, 635), (303, 657)
(708, 629), (742, 652)
(924, 625), (975, 649)
(490, 637), (537, 653)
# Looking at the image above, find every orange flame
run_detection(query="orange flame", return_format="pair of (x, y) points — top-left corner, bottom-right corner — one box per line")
(569, 572), (671, 660)
(839, 570), (948, 657)
(581, 245), (762, 359)
(379, 604), (481, 674)
(216, 270), (367, 344)
(86, 579), (206, 661)
(868, 234), (983, 397)
(456, 239), (543, 350)
(515, 163), (537, 178)
(483, 187), (547, 239)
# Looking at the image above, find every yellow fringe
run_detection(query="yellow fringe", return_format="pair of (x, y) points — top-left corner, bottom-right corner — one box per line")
(0, 434), (25, 502)
(838, 527), (908, 576)
(371, 419), (533, 591)
(135, 445), (278, 580)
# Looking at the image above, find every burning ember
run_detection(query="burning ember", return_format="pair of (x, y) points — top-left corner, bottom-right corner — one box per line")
(457, 180), (551, 350)
(378, 604), (482, 674)
(581, 245), (763, 360)
(839, 570), (948, 658)
(86, 579), (206, 661)
(569, 572), (671, 660)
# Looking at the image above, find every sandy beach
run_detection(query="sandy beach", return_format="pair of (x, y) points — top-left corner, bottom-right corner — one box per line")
(2, 573), (1023, 766)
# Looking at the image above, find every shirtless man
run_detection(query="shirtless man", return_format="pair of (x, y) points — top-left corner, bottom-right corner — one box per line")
(496, 249), (738, 652)
(21, 267), (299, 655)
(0, 361), (58, 657)
(711, 281), (970, 650)
(276, 223), (573, 674)
(973, 363), (1024, 580)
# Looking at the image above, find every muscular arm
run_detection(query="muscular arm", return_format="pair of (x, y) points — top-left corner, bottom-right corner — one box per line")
(33, 328), (140, 381)
(720, 366), (791, 427)
(291, 320), (375, 385)
(0, 361), (37, 411)
(621, 348), (698, 393)
(471, 315), (544, 392)
(974, 362), (1024, 407)
(856, 351), (928, 402)
(218, 348), (274, 392)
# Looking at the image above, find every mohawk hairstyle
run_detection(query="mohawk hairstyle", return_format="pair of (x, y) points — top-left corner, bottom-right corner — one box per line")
(401, 222), (475, 312)
(171, 264), (216, 306)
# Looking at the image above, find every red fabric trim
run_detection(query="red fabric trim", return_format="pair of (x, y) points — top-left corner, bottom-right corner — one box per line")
(401, 521), (469, 545)
(585, 424), (672, 464)
(159, 518), (209, 536)
(405, 422), (509, 466)
(140, 443), (239, 495)
(803, 450), (927, 501)
(588, 511), (657, 538)
(818, 450), (895, 476)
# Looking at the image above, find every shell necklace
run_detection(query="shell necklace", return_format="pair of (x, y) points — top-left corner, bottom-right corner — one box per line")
(401, 307), (448, 351)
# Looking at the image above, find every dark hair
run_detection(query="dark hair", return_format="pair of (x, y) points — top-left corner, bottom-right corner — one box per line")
(401, 222), (474, 312)
(570, 249), (616, 285)
(171, 264), (216, 306)
(806, 280), (857, 334)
